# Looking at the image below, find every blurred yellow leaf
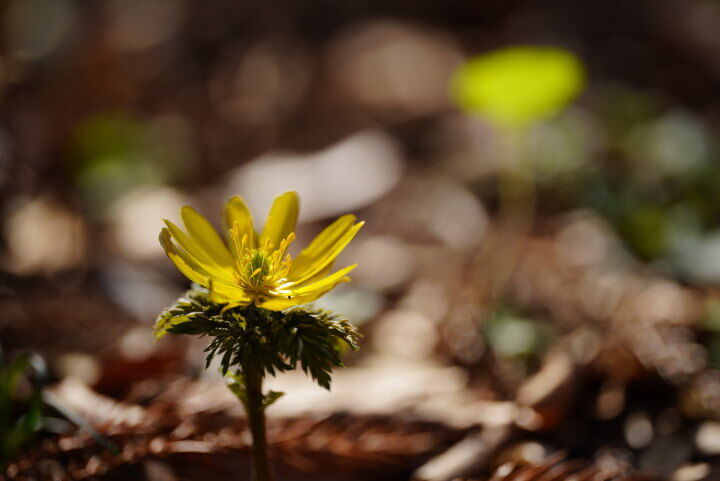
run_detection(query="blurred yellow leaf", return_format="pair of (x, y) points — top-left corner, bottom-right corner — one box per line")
(452, 46), (585, 128)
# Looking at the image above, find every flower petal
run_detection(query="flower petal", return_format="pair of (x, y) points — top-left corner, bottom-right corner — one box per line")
(291, 264), (357, 295)
(258, 264), (355, 310)
(209, 280), (252, 305)
(223, 195), (256, 251)
(290, 214), (356, 278)
(181, 206), (234, 267)
(159, 228), (212, 286)
(289, 261), (333, 288)
(257, 279), (348, 311)
(289, 221), (363, 285)
(164, 220), (235, 283)
(259, 191), (299, 250)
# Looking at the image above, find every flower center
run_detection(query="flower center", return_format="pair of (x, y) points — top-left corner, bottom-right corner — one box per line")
(245, 251), (269, 287)
(229, 224), (294, 295)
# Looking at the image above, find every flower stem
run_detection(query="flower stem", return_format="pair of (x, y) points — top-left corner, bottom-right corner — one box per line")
(244, 370), (271, 481)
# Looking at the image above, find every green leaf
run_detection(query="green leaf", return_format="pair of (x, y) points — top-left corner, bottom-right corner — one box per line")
(0, 354), (31, 441)
(262, 391), (284, 409)
(153, 285), (222, 340)
(0, 352), (47, 465)
(224, 370), (283, 412)
(225, 371), (249, 408)
(155, 291), (361, 392)
(272, 308), (361, 390)
(166, 317), (223, 336)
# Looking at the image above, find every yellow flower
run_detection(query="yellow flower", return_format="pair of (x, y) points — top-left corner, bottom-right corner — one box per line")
(159, 192), (363, 311)
(452, 46), (585, 128)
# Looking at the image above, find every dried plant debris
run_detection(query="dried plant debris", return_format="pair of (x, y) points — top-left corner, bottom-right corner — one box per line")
(474, 451), (664, 481)
(7, 415), (461, 480)
(421, 220), (712, 413)
(504, 229), (705, 384)
(414, 438), (681, 481)
(412, 426), (513, 481)
(273, 414), (462, 477)
(6, 378), (464, 480)
(0, 273), (137, 358)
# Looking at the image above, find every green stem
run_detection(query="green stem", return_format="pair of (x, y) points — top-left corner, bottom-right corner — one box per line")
(244, 370), (271, 481)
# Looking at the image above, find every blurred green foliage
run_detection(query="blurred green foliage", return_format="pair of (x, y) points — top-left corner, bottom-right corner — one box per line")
(522, 108), (598, 186)
(451, 46), (585, 128)
(68, 112), (192, 217)
(700, 298), (720, 368)
(454, 64), (720, 280)
(485, 309), (555, 360)
(582, 87), (720, 277)
(0, 349), (46, 466)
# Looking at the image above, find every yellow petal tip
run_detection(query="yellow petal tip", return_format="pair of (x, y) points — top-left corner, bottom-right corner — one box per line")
(180, 205), (198, 217)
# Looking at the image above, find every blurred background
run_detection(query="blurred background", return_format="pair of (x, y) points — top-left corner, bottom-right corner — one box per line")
(2, 0), (720, 479)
